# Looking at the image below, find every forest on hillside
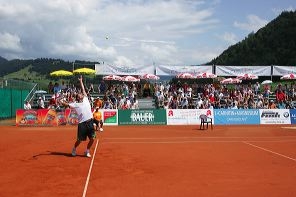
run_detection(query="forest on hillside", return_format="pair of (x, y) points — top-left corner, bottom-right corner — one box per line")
(208, 11), (296, 66)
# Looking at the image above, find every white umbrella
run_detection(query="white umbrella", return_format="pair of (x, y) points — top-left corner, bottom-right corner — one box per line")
(261, 80), (273, 85)
(196, 72), (217, 79)
(103, 75), (122, 81)
(220, 78), (242, 84)
(176, 73), (194, 79)
(280, 73), (296, 80)
(236, 73), (258, 80)
(122, 75), (140, 82)
(141, 74), (160, 80)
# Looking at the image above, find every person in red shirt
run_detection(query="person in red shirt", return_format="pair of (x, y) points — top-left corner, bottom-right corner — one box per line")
(276, 89), (286, 102)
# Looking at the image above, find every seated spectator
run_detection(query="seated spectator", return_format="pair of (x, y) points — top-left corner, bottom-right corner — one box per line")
(268, 100), (277, 109)
(24, 100), (31, 110)
(37, 97), (45, 109)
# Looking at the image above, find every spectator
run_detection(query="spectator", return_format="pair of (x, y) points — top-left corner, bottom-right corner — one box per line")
(24, 100), (31, 110)
(37, 97), (45, 109)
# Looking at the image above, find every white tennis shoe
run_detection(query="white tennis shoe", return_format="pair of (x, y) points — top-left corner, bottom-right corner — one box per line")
(99, 128), (104, 132)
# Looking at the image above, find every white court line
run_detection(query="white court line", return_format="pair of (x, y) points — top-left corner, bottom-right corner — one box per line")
(243, 141), (296, 162)
(104, 136), (296, 140)
(102, 139), (296, 144)
(82, 139), (99, 197)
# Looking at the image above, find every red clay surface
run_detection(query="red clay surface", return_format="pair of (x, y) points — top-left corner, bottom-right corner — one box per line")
(1, 124), (296, 197)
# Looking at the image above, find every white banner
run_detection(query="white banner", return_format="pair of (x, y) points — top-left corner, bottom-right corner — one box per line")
(166, 109), (214, 125)
(273, 66), (296, 76)
(259, 109), (291, 124)
(95, 64), (155, 75)
(216, 66), (271, 76)
(156, 65), (212, 76)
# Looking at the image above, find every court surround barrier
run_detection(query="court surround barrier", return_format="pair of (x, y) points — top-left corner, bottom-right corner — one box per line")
(15, 108), (296, 126)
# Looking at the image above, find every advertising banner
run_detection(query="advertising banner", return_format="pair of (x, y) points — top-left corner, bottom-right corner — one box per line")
(273, 66), (296, 76)
(166, 109), (213, 125)
(215, 66), (271, 76)
(118, 109), (166, 125)
(103, 109), (118, 125)
(95, 64), (154, 75)
(214, 109), (260, 125)
(259, 109), (291, 124)
(156, 65), (212, 76)
(16, 109), (40, 126)
(290, 109), (296, 124)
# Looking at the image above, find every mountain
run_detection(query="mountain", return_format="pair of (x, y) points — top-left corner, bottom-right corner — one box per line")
(0, 57), (98, 77)
(208, 11), (296, 66)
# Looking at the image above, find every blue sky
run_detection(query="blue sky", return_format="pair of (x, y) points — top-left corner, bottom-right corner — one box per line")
(0, 0), (295, 66)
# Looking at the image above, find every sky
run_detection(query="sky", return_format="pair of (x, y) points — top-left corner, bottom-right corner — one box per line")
(0, 0), (295, 67)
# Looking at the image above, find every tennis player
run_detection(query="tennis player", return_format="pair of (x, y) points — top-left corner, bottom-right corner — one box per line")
(59, 75), (96, 158)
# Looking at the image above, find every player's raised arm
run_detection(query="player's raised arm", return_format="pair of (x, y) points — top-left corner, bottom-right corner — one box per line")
(78, 75), (87, 96)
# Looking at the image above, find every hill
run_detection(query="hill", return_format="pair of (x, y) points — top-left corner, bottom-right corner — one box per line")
(208, 11), (296, 66)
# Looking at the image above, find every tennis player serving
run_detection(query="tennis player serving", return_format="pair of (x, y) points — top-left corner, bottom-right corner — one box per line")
(59, 75), (96, 158)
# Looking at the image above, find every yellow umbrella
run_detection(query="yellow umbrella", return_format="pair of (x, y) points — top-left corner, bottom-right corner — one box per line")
(50, 70), (73, 77)
(73, 68), (96, 75)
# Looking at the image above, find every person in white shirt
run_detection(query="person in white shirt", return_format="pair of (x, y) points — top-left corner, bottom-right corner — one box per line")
(24, 101), (31, 110)
(59, 75), (96, 158)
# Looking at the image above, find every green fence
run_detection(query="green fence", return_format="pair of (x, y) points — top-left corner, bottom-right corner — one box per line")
(0, 89), (30, 119)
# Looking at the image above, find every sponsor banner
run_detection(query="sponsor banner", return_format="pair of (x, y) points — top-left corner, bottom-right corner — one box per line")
(215, 66), (271, 76)
(118, 109), (166, 125)
(259, 109), (291, 124)
(156, 65), (212, 76)
(16, 109), (40, 126)
(95, 64), (154, 75)
(290, 109), (296, 124)
(166, 109), (213, 125)
(103, 109), (118, 125)
(214, 109), (260, 125)
(273, 66), (296, 76)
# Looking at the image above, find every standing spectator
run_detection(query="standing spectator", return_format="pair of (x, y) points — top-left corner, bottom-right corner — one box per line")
(98, 80), (106, 94)
(48, 81), (54, 94)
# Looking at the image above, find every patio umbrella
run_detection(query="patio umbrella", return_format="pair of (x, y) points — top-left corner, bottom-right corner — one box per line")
(103, 75), (122, 81)
(236, 73), (258, 80)
(141, 74), (160, 80)
(176, 73), (194, 79)
(280, 73), (296, 80)
(220, 78), (242, 85)
(50, 70), (73, 77)
(73, 68), (96, 75)
(122, 75), (140, 82)
(195, 72), (217, 79)
(261, 80), (273, 85)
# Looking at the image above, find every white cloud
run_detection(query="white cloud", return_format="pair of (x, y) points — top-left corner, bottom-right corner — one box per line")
(221, 32), (238, 45)
(234, 14), (268, 32)
(0, 0), (218, 65)
(0, 32), (23, 52)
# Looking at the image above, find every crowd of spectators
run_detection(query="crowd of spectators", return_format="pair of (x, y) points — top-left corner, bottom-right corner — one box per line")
(30, 79), (296, 110)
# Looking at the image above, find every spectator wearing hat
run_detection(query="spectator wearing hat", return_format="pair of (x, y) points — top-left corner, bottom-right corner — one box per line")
(37, 97), (45, 109)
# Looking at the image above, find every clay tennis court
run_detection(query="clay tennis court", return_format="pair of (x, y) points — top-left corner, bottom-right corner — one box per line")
(1, 123), (296, 197)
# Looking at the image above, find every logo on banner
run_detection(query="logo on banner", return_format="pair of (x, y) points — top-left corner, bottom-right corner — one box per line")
(168, 110), (174, 116)
(130, 112), (155, 122)
(261, 111), (280, 118)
